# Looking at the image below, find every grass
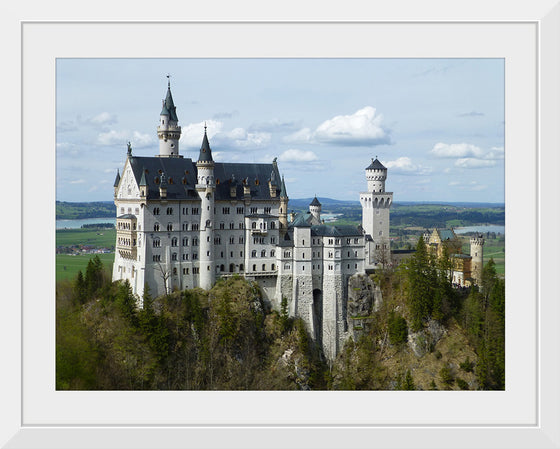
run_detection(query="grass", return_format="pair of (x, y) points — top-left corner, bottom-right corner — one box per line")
(56, 253), (114, 282)
(56, 228), (116, 249)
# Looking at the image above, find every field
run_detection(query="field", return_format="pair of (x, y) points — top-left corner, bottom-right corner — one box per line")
(56, 228), (116, 249)
(56, 253), (114, 282)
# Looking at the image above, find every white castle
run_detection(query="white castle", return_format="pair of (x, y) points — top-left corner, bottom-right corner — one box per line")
(112, 81), (425, 359)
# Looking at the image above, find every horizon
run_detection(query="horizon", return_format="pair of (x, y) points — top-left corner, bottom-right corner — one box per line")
(56, 58), (504, 203)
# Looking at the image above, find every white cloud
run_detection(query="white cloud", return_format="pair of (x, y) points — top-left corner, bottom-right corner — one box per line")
(220, 128), (271, 149)
(278, 149), (318, 163)
(89, 112), (117, 126)
(69, 179), (86, 184)
(97, 129), (155, 148)
(315, 107), (390, 146)
(181, 120), (223, 148)
(454, 158), (497, 168)
(283, 106), (390, 146)
(385, 157), (431, 175)
(430, 143), (484, 158)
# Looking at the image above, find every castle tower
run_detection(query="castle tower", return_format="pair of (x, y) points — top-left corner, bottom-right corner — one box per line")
(309, 196), (322, 224)
(279, 175), (289, 235)
(157, 77), (182, 157)
(470, 234), (485, 285)
(196, 126), (215, 290)
(360, 158), (393, 264)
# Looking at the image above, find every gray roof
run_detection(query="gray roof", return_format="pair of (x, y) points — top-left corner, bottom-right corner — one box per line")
(117, 214), (137, 219)
(366, 158), (386, 170)
(438, 229), (457, 241)
(160, 85), (178, 121)
(280, 175), (288, 198)
(309, 196), (321, 207)
(113, 170), (120, 187)
(290, 213), (312, 228)
(127, 156), (281, 202)
(198, 130), (213, 162)
(311, 224), (362, 237)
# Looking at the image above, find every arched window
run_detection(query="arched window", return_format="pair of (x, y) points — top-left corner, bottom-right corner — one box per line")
(167, 223), (173, 231)
(172, 253), (177, 261)
(270, 221), (276, 229)
(261, 250), (266, 257)
(220, 264), (225, 272)
(252, 264), (256, 272)
(270, 250), (275, 257)
(271, 264), (276, 271)
(171, 237), (178, 247)
(154, 223), (160, 231)
(239, 264), (244, 272)
(262, 264), (266, 271)
(252, 222), (256, 229)
(229, 264), (234, 273)
(252, 250), (257, 257)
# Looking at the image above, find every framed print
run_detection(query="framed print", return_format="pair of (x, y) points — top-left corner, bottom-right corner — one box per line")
(3, 0), (559, 447)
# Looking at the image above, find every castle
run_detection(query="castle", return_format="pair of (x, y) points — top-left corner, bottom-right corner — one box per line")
(112, 81), (480, 359)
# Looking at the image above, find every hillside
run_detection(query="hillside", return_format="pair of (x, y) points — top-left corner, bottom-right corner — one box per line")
(57, 250), (504, 391)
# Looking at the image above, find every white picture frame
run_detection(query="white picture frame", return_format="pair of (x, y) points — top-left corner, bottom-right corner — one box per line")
(3, 1), (559, 447)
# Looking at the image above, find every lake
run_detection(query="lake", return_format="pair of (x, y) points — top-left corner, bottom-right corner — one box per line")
(454, 225), (505, 235)
(56, 217), (116, 229)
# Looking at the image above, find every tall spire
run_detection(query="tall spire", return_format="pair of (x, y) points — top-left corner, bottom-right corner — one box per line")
(198, 125), (213, 162)
(157, 76), (182, 157)
(280, 175), (288, 198)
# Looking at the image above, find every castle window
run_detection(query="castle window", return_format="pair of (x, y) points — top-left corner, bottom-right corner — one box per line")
(214, 237), (221, 244)
(272, 264), (275, 271)
(239, 264), (244, 272)
(193, 267), (199, 274)
(193, 253), (198, 259)
(192, 238), (198, 246)
(167, 223), (173, 231)
(192, 208), (199, 215)
(183, 238), (188, 246)
(270, 250), (275, 257)
(154, 223), (160, 232)
(220, 251), (224, 258)
(270, 221), (276, 229)
(167, 207), (173, 215)
(192, 224), (199, 231)
(229, 236), (235, 244)
(153, 207), (160, 215)
(261, 250), (266, 257)
(250, 207), (258, 214)
(302, 240), (305, 245)
(153, 238), (161, 248)
(270, 237), (276, 244)
(183, 254), (189, 261)
(220, 223), (225, 230)
(252, 222), (257, 229)
(172, 253), (178, 261)
(355, 251), (358, 257)
(239, 223), (244, 229)
(207, 251), (210, 256)
(264, 207), (271, 214)
(252, 250), (257, 257)
(230, 251), (233, 257)
(183, 268), (189, 275)
(237, 207), (244, 214)
(252, 264), (256, 272)
(302, 266), (305, 271)
(229, 222), (235, 229)
(239, 237), (244, 244)
(240, 251), (243, 257)
(171, 237), (178, 247)
(262, 264), (266, 271)
(222, 207), (230, 214)
(220, 264), (225, 272)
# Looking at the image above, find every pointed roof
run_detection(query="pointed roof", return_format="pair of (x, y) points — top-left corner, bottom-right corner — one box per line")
(280, 175), (288, 198)
(139, 169), (147, 186)
(160, 79), (178, 122)
(310, 196), (321, 207)
(198, 126), (213, 163)
(113, 169), (120, 187)
(366, 157), (386, 170)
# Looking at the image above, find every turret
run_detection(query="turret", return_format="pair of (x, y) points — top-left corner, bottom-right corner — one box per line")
(470, 234), (485, 285)
(139, 168), (147, 198)
(366, 157), (387, 193)
(279, 175), (289, 234)
(196, 126), (215, 290)
(157, 76), (182, 157)
(309, 196), (321, 224)
(113, 169), (120, 197)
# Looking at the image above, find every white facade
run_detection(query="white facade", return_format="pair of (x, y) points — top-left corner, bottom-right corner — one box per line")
(112, 84), (391, 359)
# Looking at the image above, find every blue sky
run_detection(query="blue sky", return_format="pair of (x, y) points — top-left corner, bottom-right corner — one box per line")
(56, 58), (504, 203)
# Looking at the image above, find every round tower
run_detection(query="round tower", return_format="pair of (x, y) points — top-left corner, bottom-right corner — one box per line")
(470, 234), (484, 285)
(196, 126), (215, 290)
(309, 196), (322, 223)
(366, 157), (387, 193)
(157, 77), (182, 157)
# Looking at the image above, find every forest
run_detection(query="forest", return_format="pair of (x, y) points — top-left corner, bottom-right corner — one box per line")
(57, 238), (505, 391)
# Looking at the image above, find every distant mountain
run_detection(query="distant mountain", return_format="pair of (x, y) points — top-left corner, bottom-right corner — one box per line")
(289, 198), (504, 209)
